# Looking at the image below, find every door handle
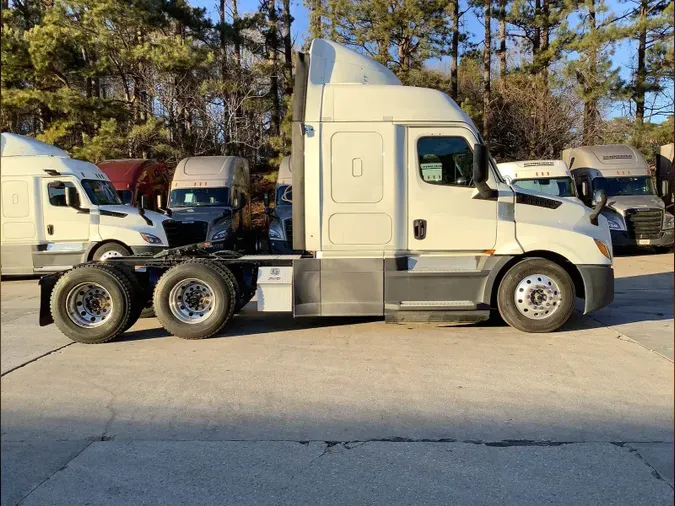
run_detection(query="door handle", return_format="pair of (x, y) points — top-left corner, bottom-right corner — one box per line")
(47, 225), (54, 235)
(413, 219), (426, 240)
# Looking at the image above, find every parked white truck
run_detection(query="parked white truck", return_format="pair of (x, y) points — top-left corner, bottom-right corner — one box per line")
(166, 156), (252, 248)
(563, 145), (674, 251)
(1, 133), (174, 276)
(39, 39), (614, 343)
(497, 160), (580, 202)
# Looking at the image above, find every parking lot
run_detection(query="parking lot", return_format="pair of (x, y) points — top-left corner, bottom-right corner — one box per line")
(1, 253), (673, 505)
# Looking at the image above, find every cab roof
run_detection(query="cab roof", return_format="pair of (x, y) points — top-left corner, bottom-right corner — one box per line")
(1, 133), (69, 158)
(305, 39), (475, 127)
(97, 159), (166, 187)
(562, 145), (650, 175)
(172, 156), (249, 187)
(278, 157), (292, 185)
(497, 160), (571, 180)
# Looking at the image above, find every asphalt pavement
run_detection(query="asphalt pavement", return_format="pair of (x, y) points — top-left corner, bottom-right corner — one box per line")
(1, 253), (673, 505)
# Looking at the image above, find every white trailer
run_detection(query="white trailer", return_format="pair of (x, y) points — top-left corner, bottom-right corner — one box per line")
(1, 133), (175, 276)
(39, 40), (615, 343)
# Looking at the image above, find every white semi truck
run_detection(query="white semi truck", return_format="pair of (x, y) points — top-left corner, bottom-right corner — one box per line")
(166, 156), (252, 248)
(563, 145), (674, 251)
(497, 160), (580, 202)
(1, 133), (175, 276)
(38, 39), (614, 343)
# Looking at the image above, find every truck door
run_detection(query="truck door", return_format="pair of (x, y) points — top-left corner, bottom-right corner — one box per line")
(38, 179), (92, 266)
(407, 127), (498, 252)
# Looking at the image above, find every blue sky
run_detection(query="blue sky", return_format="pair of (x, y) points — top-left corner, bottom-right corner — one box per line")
(193, 0), (668, 122)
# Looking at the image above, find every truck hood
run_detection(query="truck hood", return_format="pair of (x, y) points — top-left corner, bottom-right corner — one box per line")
(605, 195), (665, 214)
(98, 205), (169, 226)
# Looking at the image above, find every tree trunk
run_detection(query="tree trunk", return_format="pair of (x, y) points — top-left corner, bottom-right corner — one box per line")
(220, 0), (227, 77)
(582, 0), (599, 145)
(498, 0), (507, 77)
(282, 0), (293, 95)
(309, 0), (322, 39)
(532, 0), (541, 72)
(483, 0), (492, 141)
(267, 0), (281, 136)
(634, 0), (647, 126)
(540, 0), (550, 78)
(450, 0), (459, 101)
(233, 0), (241, 67)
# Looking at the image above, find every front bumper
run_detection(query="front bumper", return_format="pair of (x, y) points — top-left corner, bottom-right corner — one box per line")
(130, 245), (167, 256)
(610, 229), (674, 248)
(578, 264), (614, 314)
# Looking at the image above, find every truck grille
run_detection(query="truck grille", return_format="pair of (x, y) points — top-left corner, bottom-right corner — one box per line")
(162, 219), (209, 247)
(284, 219), (293, 245)
(625, 209), (663, 240)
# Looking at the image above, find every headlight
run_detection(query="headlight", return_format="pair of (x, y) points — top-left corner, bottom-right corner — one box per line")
(269, 228), (282, 239)
(212, 229), (228, 241)
(140, 233), (162, 244)
(663, 213), (674, 230)
(606, 218), (623, 230)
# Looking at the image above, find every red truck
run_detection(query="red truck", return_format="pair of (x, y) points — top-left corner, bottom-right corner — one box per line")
(97, 159), (172, 211)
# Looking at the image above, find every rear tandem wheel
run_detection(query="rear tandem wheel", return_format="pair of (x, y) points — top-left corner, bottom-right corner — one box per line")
(153, 260), (237, 340)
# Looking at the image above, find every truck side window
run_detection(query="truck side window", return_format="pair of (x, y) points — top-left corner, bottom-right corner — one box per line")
(47, 182), (75, 207)
(417, 136), (474, 187)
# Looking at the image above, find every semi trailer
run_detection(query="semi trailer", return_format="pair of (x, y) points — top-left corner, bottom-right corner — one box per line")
(496, 160), (580, 202)
(563, 145), (674, 251)
(656, 143), (674, 213)
(38, 39), (615, 343)
(1, 133), (174, 275)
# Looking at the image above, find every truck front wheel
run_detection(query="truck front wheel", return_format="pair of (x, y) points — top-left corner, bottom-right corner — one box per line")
(93, 242), (132, 261)
(497, 258), (575, 333)
(154, 261), (236, 339)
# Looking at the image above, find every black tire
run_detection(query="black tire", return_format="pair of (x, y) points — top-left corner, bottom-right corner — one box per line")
(153, 260), (236, 339)
(102, 264), (146, 331)
(92, 242), (132, 262)
(50, 264), (133, 344)
(497, 258), (575, 333)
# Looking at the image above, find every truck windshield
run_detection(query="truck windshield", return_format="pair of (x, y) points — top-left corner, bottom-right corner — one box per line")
(276, 185), (292, 205)
(117, 190), (133, 205)
(81, 179), (123, 205)
(513, 177), (576, 197)
(596, 176), (655, 196)
(169, 187), (230, 207)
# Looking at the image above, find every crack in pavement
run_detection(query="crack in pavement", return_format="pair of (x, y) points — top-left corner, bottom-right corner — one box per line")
(1, 342), (75, 378)
(15, 440), (94, 506)
(615, 442), (675, 490)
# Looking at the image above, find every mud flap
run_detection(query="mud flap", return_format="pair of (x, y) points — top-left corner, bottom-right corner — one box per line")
(38, 273), (61, 326)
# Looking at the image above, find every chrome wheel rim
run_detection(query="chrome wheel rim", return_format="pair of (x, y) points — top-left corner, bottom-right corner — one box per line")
(514, 274), (563, 320)
(100, 250), (124, 261)
(66, 282), (113, 328)
(168, 278), (215, 324)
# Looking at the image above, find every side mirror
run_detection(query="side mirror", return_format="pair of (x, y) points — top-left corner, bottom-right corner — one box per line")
(661, 180), (669, 197)
(580, 180), (590, 199)
(263, 191), (270, 208)
(65, 186), (80, 209)
(589, 188), (607, 226)
(473, 143), (488, 185)
(156, 194), (165, 209)
(139, 194), (148, 210)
